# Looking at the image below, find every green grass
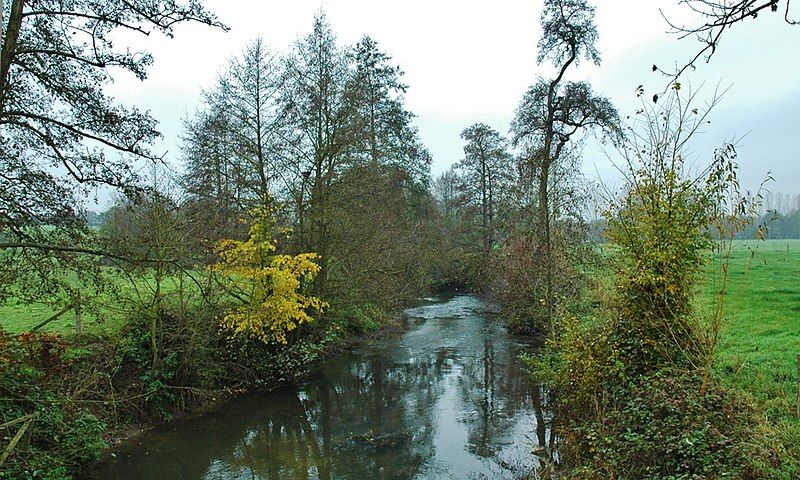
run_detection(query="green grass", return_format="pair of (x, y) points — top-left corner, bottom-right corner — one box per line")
(0, 300), (129, 336)
(0, 292), (123, 337)
(698, 239), (800, 426)
(0, 270), (199, 336)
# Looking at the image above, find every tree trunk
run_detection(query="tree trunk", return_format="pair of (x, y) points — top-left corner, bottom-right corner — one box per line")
(370, 85), (377, 163)
(152, 269), (161, 372)
(481, 157), (489, 254)
(1, 0), (5, 57)
(0, 0), (24, 113)
(488, 166), (495, 252)
(539, 159), (554, 331)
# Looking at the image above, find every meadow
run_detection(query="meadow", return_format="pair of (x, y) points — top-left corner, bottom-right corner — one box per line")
(0, 271), (198, 336)
(699, 240), (800, 428)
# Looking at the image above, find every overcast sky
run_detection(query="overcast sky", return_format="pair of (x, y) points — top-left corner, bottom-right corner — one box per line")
(101, 0), (799, 208)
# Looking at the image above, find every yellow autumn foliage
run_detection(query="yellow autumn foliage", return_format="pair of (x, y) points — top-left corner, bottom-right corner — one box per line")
(213, 208), (327, 344)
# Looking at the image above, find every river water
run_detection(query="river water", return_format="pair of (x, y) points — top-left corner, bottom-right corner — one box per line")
(95, 295), (551, 480)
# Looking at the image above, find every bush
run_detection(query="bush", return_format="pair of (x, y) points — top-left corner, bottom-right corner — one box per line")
(529, 92), (795, 478)
(0, 332), (107, 480)
(498, 230), (591, 336)
(559, 370), (792, 479)
(327, 303), (392, 335)
(430, 251), (490, 294)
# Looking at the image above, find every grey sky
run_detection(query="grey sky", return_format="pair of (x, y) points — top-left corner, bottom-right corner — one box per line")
(102, 0), (799, 209)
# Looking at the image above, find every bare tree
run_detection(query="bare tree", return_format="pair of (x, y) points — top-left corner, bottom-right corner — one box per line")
(181, 38), (289, 253)
(282, 13), (356, 293)
(457, 123), (514, 255)
(222, 38), (288, 204)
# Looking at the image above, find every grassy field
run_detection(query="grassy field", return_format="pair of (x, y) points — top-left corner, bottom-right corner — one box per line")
(698, 239), (800, 427)
(0, 293), (125, 336)
(0, 271), (198, 336)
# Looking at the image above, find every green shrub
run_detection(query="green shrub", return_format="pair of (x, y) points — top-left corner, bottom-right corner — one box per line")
(327, 303), (389, 334)
(0, 332), (107, 480)
(560, 371), (792, 479)
(531, 93), (795, 478)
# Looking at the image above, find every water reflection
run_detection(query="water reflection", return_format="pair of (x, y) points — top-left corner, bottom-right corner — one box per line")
(96, 295), (551, 479)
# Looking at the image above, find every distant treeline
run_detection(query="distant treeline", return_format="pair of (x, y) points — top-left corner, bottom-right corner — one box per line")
(586, 199), (800, 243)
(737, 208), (800, 239)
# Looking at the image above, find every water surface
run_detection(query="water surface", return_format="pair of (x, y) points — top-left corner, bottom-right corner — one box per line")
(95, 295), (550, 479)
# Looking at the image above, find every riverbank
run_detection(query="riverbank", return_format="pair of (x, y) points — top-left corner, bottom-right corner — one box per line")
(105, 312), (409, 448)
(92, 295), (542, 480)
(0, 300), (410, 480)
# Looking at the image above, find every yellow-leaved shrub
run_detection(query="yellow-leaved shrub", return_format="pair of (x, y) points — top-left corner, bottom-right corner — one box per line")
(213, 208), (327, 344)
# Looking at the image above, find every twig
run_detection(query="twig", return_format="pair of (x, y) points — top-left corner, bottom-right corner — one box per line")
(30, 303), (74, 332)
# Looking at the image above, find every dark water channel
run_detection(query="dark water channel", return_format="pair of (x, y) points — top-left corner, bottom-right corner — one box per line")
(95, 295), (551, 479)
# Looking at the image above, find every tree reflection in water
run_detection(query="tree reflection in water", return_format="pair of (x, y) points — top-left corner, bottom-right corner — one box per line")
(96, 296), (552, 480)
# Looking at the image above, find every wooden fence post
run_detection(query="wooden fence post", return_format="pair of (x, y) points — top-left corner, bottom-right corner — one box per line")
(74, 291), (82, 335)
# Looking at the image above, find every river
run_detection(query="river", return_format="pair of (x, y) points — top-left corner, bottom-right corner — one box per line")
(94, 295), (551, 479)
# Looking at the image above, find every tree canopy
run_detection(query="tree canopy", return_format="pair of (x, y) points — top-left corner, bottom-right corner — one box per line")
(0, 0), (224, 302)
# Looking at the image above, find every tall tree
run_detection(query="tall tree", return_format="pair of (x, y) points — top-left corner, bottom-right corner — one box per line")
(433, 166), (464, 227)
(457, 123), (514, 254)
(181, 38), (288, 251)
(349, 35), (430, 186)
(283, 13), (355, 293)
(0, 0), (224, 301)
(510, 0), (618, 330)
(431, 165), (476, 256)
(181, 106), (245, 250)
(221, 38), (287, 204)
